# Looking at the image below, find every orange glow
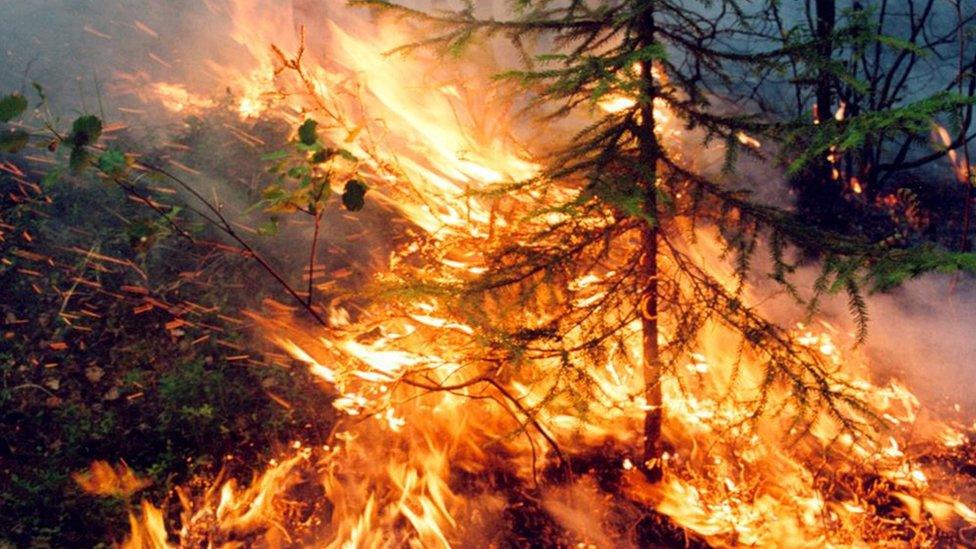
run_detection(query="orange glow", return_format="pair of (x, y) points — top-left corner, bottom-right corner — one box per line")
(934, 123), (972, 184)
(73, 461), (151, 498)
(107, 1), (976, 546)
(151, 83), (215, 113)
(123, 501), (171, 549)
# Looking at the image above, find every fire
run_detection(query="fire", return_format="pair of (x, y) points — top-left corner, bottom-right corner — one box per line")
(126, 501), (170, 549)
(74, 460), (151, 498)
(150, 83), (215, 113)
(88, 1), (976, 546)
(934, 123), (972, 184)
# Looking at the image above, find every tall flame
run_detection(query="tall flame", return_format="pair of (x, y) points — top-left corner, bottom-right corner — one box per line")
(100, 1), (976, 546)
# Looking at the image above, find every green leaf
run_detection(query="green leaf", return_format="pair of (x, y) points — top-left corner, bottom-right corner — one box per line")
(298, 119), (318, 146)
(97, 149), (126, 176)
(32, 82), (46, 106)
(0, 93), (28, 122)
(296, 141), (322, 153)
(70, 115), (103, 148)
(287, 164), (310, 179)
(261, 185), (288, 203)
(314, 179), (332, 203)
(258, 217), (279, 236)
(876, 34), (927, 55)
(260, 149), (290, 162)
(342, 179), (367, 211)
(41, 167), (64, 189)
(0, 128), (29, 153)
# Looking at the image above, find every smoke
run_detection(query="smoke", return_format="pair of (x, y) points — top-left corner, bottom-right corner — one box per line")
(855, 276), (976, 414)
(687, 121), (976, 416)
(747, 251), (976, 414)
(0, 0), (229, 112)
(824, 273), (976, 415)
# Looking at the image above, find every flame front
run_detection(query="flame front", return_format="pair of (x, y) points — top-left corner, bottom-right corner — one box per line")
(97, 1), (976, 547)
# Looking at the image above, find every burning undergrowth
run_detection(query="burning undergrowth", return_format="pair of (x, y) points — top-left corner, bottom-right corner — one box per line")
(43, 0), (976, 547)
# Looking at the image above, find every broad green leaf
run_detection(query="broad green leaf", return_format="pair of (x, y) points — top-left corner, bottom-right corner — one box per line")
(287, 164), (310, 179)
(0, 128), (29, 153)
(262, 185), (288, 202)
(342, 179), (367, 211)
(298, 119), (318, 146)
(97, 149), (126, 176)
(267, 201), (299, 214)
(258, 217), (279, 236)
(0, 93), (28, 122)
(70, 115), (103, 147)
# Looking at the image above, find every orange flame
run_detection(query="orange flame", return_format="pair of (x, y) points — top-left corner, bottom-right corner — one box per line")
(934, 123), (972, 184)
(74, 460), (151, 498)
(104, 1), (976, 546)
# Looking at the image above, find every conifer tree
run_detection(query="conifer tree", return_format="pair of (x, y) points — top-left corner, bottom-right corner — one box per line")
(351, 0), (976, 479)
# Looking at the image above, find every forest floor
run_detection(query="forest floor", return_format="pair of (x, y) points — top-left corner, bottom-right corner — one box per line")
(0, 113), (336, 546)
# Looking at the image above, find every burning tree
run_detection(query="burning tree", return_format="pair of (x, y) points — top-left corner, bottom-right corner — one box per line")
(12, 0), (976, 545)
(354, 0), (972, 477)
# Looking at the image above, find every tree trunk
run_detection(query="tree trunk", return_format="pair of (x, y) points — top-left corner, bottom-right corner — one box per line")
(814, 0), (835, 128)
(635, 1), (663, 481)
(794, 0), (849, 234)
(812, 0), (840, 205)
